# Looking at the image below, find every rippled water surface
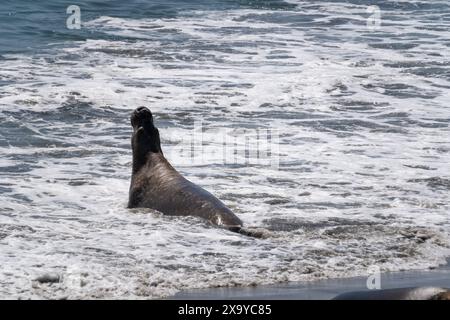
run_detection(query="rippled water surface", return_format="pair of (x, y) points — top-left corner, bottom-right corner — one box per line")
(0, 0), (449, 299)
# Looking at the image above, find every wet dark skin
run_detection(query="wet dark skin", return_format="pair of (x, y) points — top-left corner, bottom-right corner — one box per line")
(128, 107), (243, 231)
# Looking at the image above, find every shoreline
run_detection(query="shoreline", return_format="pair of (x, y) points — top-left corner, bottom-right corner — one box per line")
(170, 260), (450, 300)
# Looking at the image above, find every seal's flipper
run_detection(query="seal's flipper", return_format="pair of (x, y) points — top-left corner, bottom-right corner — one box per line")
(236, 227), (271, 239)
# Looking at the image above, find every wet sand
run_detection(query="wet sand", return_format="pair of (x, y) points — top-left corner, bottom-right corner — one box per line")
(171, 260), (450, 300)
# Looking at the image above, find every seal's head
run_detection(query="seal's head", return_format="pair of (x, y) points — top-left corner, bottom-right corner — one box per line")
(131, 106), (153, 128)
(131, 107), (162, 173)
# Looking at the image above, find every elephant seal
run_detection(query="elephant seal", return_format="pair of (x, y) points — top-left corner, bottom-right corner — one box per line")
(333, 287), (450, 300)
(128, 107), (243, 231)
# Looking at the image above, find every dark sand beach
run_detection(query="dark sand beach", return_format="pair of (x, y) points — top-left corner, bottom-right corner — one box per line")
(171, 260), (450, 300)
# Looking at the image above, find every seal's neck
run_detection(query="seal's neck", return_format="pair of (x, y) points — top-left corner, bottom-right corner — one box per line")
(131, 126), (163, 174)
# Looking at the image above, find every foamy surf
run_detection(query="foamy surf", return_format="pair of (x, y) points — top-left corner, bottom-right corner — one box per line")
(0, 0), (449, 299)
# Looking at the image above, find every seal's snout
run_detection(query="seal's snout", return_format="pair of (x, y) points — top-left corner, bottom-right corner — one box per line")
(131, 107), (153, 129)
(135, 106), (151, 114)
(133, 107), (153, 120)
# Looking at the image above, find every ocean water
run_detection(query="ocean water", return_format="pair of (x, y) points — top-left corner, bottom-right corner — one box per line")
(0, 0), (450, 299)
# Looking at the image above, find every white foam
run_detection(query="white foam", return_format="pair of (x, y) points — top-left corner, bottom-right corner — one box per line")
(1, 2), (450, 299)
